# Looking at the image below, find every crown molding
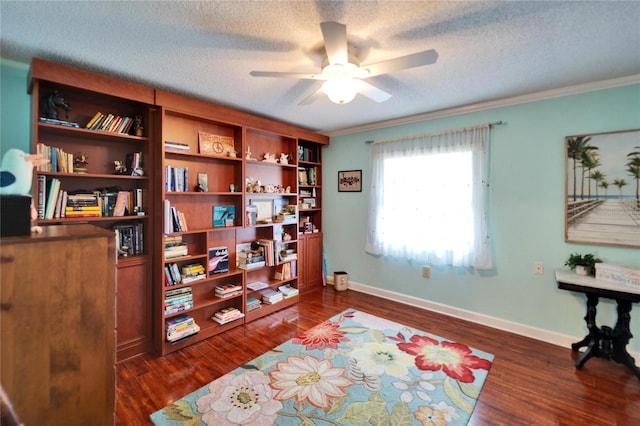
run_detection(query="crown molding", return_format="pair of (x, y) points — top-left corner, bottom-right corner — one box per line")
(324, 74), (640, 137)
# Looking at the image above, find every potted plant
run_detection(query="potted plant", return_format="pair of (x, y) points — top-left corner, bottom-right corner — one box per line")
(564, 253), (598, 276)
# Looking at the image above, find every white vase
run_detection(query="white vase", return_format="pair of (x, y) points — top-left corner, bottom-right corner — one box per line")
(575, 265), (588, 276)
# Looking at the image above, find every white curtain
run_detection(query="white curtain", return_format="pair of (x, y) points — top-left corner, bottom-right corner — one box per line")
(365, 124), (493, 269)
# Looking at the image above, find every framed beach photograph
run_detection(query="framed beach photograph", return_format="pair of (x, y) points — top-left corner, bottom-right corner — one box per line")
(565, 128), (640, 248)
(338, 169), (362, 192)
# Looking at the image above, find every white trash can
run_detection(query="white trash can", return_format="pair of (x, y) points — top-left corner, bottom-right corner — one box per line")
(334, 271), (348, 291)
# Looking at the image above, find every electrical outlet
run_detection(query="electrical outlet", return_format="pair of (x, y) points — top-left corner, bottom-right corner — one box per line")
(533, 262), (544, 275)
(422, 266), (431, 278)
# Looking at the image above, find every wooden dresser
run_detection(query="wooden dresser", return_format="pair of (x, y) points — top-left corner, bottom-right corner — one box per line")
(1, 224), (116, 425)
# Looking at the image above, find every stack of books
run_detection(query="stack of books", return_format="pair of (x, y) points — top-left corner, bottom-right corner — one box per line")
(278, 284), (299, 299)
(214, 283), (242, 298)
(164, 140), (190, 153)
(212, 307), (244, 325)
(164, 287), (193, 315)
(236, 244), (266, 270)
(247, 297), (262, 312)
(165, 314), (200, 342)
(260, 288), (283, 305)
(247, 281), (268, 291)
(181, 263), (206, 284)
(165, 235), (188, 259)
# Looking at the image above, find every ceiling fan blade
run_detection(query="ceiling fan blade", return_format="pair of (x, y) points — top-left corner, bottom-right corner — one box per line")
(320, 21), (348, 65)
(362, 49), (438, 78)
(298, 86), (324, 106)
(354, 80), (392, 103)
(250, 71), (327, 80)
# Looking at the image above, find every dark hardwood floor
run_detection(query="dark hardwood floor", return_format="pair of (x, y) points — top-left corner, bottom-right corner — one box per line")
(116, 287), (640, 425)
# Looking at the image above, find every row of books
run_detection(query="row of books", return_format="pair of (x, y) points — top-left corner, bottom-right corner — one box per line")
(164, 235), (188, 259)
(257, 285), (299, 305)
(36, 143), (74, 173)
(164, 165), (189, 192)
(164, 262), (205, 286)
(115, 222), (144, 257)
(164, 286), (193, 315)
(37, 176), (143, 220)
(298, 145), (319, 163)
(274, 261), (296, 280)
(215, 283), (242, 298)
(212, 306), (244, 325)
(165, 314), (200, 342)
(298, 166), (318, 186)
(85, 112), (136, 134)
(163, 199), (188, 233)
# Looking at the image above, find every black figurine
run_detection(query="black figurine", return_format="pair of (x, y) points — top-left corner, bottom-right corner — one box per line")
(40, 90), (71, 120)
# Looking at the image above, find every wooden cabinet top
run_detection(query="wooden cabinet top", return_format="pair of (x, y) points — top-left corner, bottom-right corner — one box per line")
(0, 224), (113, 245)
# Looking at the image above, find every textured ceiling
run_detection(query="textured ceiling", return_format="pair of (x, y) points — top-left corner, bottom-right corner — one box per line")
(1, 1), (639, 135)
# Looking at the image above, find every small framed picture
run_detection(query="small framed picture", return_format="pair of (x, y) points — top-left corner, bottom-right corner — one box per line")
(338, 170), (362, 192)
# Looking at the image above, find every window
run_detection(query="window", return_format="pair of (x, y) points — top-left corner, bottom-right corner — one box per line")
(365, 125), (493, 269)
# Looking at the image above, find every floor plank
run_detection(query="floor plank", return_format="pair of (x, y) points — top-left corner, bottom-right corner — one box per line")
(116, 287), (640, 425)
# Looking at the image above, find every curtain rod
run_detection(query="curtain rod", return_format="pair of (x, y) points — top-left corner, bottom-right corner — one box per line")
(364, 120), (504, 144)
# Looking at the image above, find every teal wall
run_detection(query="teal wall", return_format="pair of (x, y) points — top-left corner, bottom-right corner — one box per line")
(0, 59), (31, 157)
(323, 84), (640, 352)
(2, 59), (639, 352)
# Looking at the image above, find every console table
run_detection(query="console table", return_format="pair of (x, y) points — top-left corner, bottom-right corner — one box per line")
(556, 269), (640, 380)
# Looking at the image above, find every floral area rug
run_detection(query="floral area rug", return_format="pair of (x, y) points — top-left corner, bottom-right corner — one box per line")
(150, 309), (494, 425)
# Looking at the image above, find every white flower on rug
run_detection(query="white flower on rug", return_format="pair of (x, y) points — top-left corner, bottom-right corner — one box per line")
(431, 401), (460, 422)
(349, 341), (414, 378)
(195, 371), (282, 425)
(269, 355), (352, 408)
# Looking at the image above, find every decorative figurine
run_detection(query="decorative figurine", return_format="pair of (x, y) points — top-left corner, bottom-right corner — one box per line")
(40, 90), (71, 120)
(263, 152), (277, 163)
(227, 147), (237, 158)
(245, 146), (256, 160)
(74, 153), (89, 174)
(132, 115), (143, 137)
(279, 153), (289, 164)
(114, 160), (127, 175)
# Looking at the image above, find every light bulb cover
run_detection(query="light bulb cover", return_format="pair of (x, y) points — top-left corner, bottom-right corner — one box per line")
(322, 79), (357, 104)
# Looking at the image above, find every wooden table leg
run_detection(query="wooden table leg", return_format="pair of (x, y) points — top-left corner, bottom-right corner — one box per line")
(572, 294), (601, 369)
(612, 299), (640, 380)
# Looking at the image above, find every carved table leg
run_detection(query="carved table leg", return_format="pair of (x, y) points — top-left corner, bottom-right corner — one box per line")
(573, 294), (601, 369)
(612, 299), (640, 380)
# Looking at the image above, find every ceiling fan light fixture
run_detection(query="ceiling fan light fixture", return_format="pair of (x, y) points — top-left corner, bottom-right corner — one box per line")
(322, 79), (357, 104)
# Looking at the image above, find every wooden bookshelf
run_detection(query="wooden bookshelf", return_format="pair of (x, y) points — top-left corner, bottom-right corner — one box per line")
(27, 58), (329, 359)
(28, 58), (155, 361)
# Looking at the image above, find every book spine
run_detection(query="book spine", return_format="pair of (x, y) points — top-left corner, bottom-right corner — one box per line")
(37, 175), (46, 219)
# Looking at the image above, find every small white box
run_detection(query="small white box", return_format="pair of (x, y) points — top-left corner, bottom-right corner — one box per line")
(595, 263), (640, 289)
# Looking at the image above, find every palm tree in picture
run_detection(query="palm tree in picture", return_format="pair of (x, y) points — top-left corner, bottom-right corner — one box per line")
(566, 136), (593, 201)
(613, 178), (628, 199)
(589, 170), (605, 199)
(627, 147), (640, 208)
(581, 151), (600, 200)
(599, 180), (609, 199)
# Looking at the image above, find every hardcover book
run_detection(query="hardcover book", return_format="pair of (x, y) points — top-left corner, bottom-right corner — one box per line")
(208, 246), (229, 275)
(213, 205), (235, 227)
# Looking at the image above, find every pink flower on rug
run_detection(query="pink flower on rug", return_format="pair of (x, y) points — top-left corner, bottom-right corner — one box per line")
(269, 355), (352, 408)
(414, 406), (447, 426)
(196, 371), (282, 425)
(397, 335), (492, 383)
(292, 321), (348, 350)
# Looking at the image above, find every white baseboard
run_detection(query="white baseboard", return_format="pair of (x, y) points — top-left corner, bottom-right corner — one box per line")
(327, 278), (640, 359)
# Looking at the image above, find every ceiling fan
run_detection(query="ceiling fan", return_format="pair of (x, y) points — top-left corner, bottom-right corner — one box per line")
(250, 21), (439, 105)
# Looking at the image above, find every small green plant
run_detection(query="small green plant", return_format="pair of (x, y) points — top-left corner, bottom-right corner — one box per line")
(564, 252), (598, 276)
